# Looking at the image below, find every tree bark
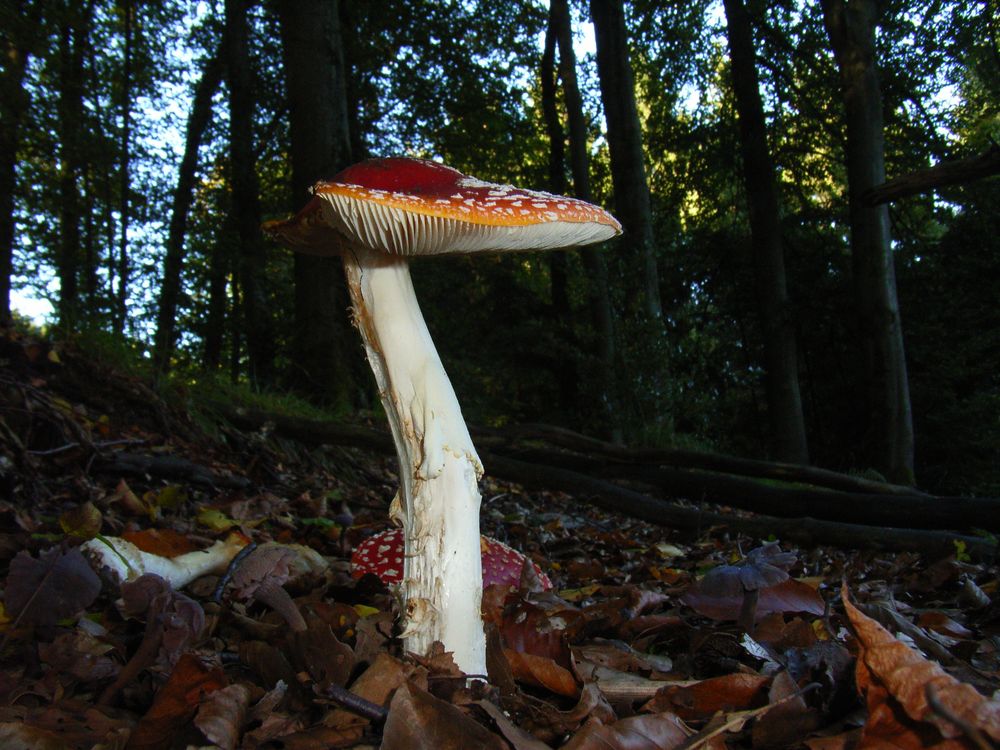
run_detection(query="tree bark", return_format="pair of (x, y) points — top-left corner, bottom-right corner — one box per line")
(225, 0), (275, 387)
(539, 7), (578, 415)
(153, 45), (225, 373)
(821, 0), (915, 484)
(723, 0), (809, 464)
(590, 0), (661, 320)
(0, 0), (41, 323)
(552, 0), (621, 441)
(56, 0), (93, 331)
(276, 0), (359, 408)
(113, 0), (133, 335)
(865, 143), (1000, 204)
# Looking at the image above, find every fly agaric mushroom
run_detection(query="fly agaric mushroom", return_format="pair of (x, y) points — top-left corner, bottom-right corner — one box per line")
(264, 157), (619, 676)
(352, 528), (553, 591)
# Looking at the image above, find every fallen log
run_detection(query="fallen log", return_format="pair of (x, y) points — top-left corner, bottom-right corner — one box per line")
(211, 404), (998, 561)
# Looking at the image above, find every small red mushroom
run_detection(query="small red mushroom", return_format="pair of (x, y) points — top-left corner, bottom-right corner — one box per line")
(352, 528), (552, 591)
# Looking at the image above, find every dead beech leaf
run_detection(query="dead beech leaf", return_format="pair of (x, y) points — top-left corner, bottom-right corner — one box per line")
(561, 712), (690, 750)
(59, 501), (102, 539)
(194, 682), (251, 750)
(121, 528), (196, 558)
(642, 673), (770, 721)
(842, 584), (1000, 743)
(4, 546), (101, 628)
(381, 681), (506, 750)
(683, 578), (824, 622)
(504, 648), (580, 697)
(916, 611), (973, 640)
(126, 653), (227, 750)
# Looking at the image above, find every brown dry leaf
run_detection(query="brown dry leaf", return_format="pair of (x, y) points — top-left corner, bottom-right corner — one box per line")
(0, 702), (134, 749)
(126, 653), (227, 750)
(916, 612), (973, 640)
(750, 670), (821, 746)
(475, 699), (554, 750)
(842, 584), (1000, 744)
(683, 578), (824, 622)
(561, 712), (690, 750)
(4, 546), (101, 629)
(642, 673), (770, 721)
(194, 682), (252, 750)
(290, 620), (355, 689)
(324, 652), (419, 733)
(504, 648), (580, 698)
(37, 629), (119, 682)
(121, 527), (196, 558)
(58, 501), (102, 539)
(380, 681), (507, 750)
(522, 683), (617, 743)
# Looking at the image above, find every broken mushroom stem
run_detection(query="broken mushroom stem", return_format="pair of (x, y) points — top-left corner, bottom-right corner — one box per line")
(251, 579), (307, 633)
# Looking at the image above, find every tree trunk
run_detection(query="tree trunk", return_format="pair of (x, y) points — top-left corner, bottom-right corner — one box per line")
(56, 0), (92, 331)
(552, 0), (621, 441)
(153, 45), (225, 373)
(225, 0), (275, 388)
(723, 0), (809, 464)
(821, 0), (915, 484)
(276, 0), (359, 408)
(113, 0), (133, 335)
(0, 0), (41, 323)
(539, 7), (578, 415)
(589, 0), (661, 321)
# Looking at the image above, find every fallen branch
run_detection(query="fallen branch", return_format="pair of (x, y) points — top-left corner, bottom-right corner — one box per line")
(864, 143), (1000, 205)
(211, 405), (998, 561)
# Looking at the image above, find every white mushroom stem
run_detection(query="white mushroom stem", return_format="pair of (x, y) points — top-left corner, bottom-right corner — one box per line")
(342, 244), (486, 676)
(82, 534), (247, 589)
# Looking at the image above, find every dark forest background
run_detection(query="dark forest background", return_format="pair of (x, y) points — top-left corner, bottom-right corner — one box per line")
(2, 0), (997, 496)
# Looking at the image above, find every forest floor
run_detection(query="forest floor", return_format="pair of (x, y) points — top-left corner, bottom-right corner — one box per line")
(0, 324), (998, 749)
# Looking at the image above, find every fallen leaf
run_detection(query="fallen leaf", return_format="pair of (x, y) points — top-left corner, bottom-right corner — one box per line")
(842, 584), (1000, 744)
(504, 648), (580, 697)
(194, 682), (251, 750)
(4, 546), (101, 628)
(380, 681), (506, 750)
(642, 673), (770, 720)
(561, 712), (690, 750)
(126, 653), (227, 750)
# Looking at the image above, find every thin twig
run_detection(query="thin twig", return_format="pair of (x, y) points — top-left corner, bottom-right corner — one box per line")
(322, 682), (389, 723)
(212, 542), (258, 603)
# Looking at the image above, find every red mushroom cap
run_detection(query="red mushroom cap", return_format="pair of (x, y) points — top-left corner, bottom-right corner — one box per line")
(351, 528), (552, 590)
(265, 157), (621, 257)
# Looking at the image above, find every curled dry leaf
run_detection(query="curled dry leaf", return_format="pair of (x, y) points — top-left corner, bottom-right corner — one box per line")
(842, 584), (1000, 743)
(4, 546), (101, 629)
(561, 712), (691, 750)
(193, 682), (251, 750)
(683, 578), (824, 622)
(380, 681), (506, 750)
(126, 653), (227, 750)
(504, 648), (580, 697)
(642, 673), (771, 721)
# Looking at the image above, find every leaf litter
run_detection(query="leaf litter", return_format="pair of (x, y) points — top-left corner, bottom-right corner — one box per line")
(0, 326), (998, 749)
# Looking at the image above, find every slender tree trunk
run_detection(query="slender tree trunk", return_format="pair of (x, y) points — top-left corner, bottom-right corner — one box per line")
(113, 0), (133, 334)
(203, 219), (232, 371)
(589, 0), (661, 320)
(225, 0), (274, 387)
(723, 0), (809, 464)
(0, 0), (40, 323)
(821, 0), (915, 484)
(56, 1), (91, 331)
(539, 7), (578, 415)
(276, 0), (360, 408)
(153, 46), (225, 373)
(552, 0), (622, 441)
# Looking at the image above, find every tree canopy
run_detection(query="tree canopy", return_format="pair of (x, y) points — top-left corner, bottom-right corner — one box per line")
(2, 0), (997, 494)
